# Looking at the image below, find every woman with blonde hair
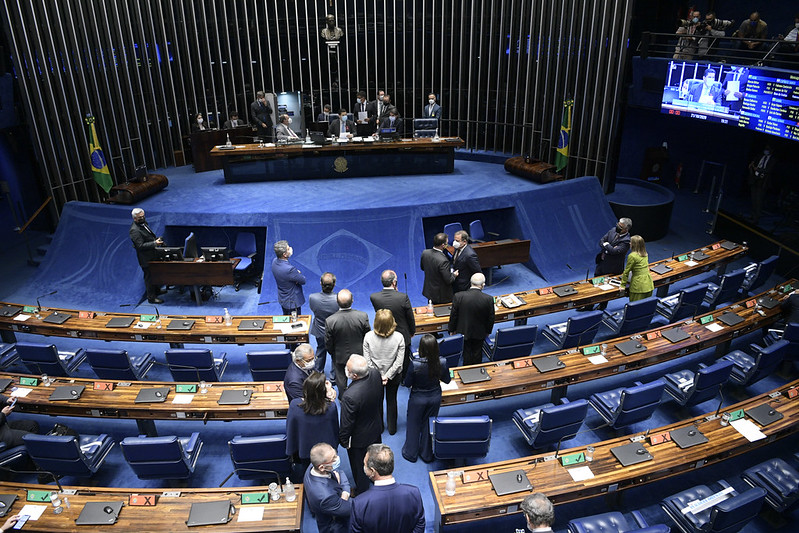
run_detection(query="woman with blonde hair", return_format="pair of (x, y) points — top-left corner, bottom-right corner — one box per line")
(620, 235), (654, 301)
(363, 309), (405, 435)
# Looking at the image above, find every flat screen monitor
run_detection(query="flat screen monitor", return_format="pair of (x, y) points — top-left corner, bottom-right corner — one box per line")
(159, 247), (183, 261)
(183, 233), (199, 259)
(201, 247), (229, 262)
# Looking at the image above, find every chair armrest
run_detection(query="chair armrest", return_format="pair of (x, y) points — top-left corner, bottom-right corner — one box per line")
(0, 443), (7, 453)
(756, 470), (797, 496)
(183, 432), (201, 455)
(631, 509), (648, 528)
(558, 398), (571, 405)
(698, 363), (707, 369)
(718, 479), (733, 490)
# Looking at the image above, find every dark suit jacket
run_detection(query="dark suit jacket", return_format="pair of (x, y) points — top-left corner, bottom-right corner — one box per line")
(283, 362), (311, 403)
(339, 368), (383, 448)
(448, 288), (495, 340)
(222, 119), (244, 129)
(595, 227), (631, 276)
(420, 248), (455, 304)
(324, 308), (371, 365)
(352, 101), (370, 122)
(327, 118), (354, 137)
(303, 465), (351, 533)
(275, 123), (300, 140)
(250, 99), (273, 128)
(350, 482), (425, 533)
(422, 103), (442, 119)
(316, 112), (331, 123)
(129, 221), (159, 267)
(271, 257), (306, 309)
(688, 81), (723, 105)
(379, 117), (403, 134)
(452, 244), (481, 292)
(370, 288), (416, 345)
(309, 291), (339, 338)
(366, 100), (381, 123)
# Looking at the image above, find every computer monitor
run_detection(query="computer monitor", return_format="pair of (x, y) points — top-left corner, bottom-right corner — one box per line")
(379, 127), (398, 141)
(158, 247), (184, 261)
(133, 165), (147, 181)
(183, 232), (199, 259)
(201, 247), (229, 262)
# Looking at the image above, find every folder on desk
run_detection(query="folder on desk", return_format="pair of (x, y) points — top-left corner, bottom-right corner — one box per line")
(238, 320), (265, 331)
(662, 327), (690, 343)
(721, 241), (738, 250)
(43, 312), (71, 324)
(670, 426), (708, 449)
(717, 312), (744, 327)
(610, 442), (653, 467)
(756, 296), (779, 309)
(75, 501), (123, 525)
(690, 251), (709, 261)
(49, 384), (85, 401)
(217, 389), (252, 405)
(745, 403), (783, 426)
(186, 500), (233, 527)
(0, 305), (22, 318)
(433, 305), (451, 317)
(615, 339), (647, 356)
(105, 316), (135, 328)
(532, 355), (565, 373)
(0, 494), (17, 517)
(650, 263), (673, 275)
(135, 387), (170, 403)
(167, 319), (195, 330)
(553, 285), (577, 297)
(489, 470), (533, 496)
(458, 367), (491, 384)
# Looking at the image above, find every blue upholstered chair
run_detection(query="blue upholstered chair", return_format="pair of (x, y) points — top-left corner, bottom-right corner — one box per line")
(512, 398), (588, 449)
(482, 324), (537, 361)
(656, 283), (708, 322)
(589, 379), (666, 429)
(413, 118), (438, 138)
(541, 311), (603, 350)
(0, 442), (29, 472)
(232, 232), (259, 291)
(0, 343), (18, 369)
(568, 510), (671, 533)
(741, 458), (799, 512)
(430, 416), (492, 460)
(443, 223), (462, 243)
(741, 255), (778, 293)
(601, 296), (658, 336)
(469, 220), (498, 243)
(716, 339), (788, 387)
(660, 481), (765, 533)
(663, 360), (734, 407)
(183, 232), (196, 258)
(85, 348), (155, 381)
(15, 342), (87, 377)
(227, 434), (291, 482)
(165, 348), (228, 382)
(763, 323), (799, 361)
(703, 268), (746, 310)
(246, 350), (292, 381)
(120, 433), (203, 480)
(23, 433), (114, 479)
(438, 334), (464, 369)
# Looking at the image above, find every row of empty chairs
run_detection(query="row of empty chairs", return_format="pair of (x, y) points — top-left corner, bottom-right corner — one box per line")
(443, 219), (497, 244)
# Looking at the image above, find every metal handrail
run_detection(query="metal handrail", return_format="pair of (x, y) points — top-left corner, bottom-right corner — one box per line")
(17, 196), (52, 234)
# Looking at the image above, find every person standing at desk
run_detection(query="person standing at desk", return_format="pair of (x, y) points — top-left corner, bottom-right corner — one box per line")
(328, 108), (354, 139)
(620, 235), (654, 301)
(582, 217), (631, 311)
(283, 344), (316, 403)
(448, 273), (495, 366)
(452, 230), (481, 293)
(362, 309), (405, 435)
(286, 372), (340, 473)
(250, 90), (273, 142)
(353, 91), (370, 125)
(129, 208), (165, 304)
(325, 289), (370, 395)
(271, 240), (305, 316)
(421, 232), (457, 304)
(310, 272), (339, 381)
(422, 93), (442, 120)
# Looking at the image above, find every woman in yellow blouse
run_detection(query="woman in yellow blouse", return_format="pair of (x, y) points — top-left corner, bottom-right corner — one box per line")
(620, 235), (654, 301)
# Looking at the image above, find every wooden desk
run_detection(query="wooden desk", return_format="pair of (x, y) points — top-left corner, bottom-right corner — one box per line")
(190, 126), (253, 171)
(430, 378), (799, 529)
(441, 280), (793, 406)
(149, 259), (240, 305)
(0, 482), (302, 532)
(471, 239), (531, 269)
(414, 240), (748, 334)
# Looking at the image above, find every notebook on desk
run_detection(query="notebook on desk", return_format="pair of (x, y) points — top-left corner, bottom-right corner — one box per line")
(489, 470), (533, 496)
(610, 442), (653, 467)
(0, 494), (17, 517)
(650, 263), (672, 275)
(167, 319), (195, 330)
(721, 241), (738, 250)
(43, 312), (71, 324)
(75, 501), (123, 525)
(662, 327), (690, 343)
(238, 320), (265, 331)
(717, 312), (744, 327)
(49, 384), (85, 401)
(433, 305), (451, 317)
(217, 389), (252, 405)
(458, 367), (491, 384)
(756, 296), (780, 309)
(553, 285), (577, 297)
(186, 500), (233, 527)
(670, 425), (708, 449)
(135, 386), (170, 403)
(746, 403), (783, 426)
(105, 316), (135, 328)
(615, 339), (647, 356)
(0, 305), (22, 318)
(690, 251), (709, 261)
(533, 355), (565, 373)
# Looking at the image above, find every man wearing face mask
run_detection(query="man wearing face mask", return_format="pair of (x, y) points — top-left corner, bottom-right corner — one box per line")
(697, 11), (735, 58)
(379, 107), (403, 135)
(327, 108), (354, 139)
(377, 94), (397, 123)
(353, 91), (370, 124)
(673, 10), (704, 60)
(747, 145), (777, 223)
(275, 114), (300, 141)
(284, 344), (320, 402)
(733, 12), (768, 52)
(250, 90), (274, 142)
(129, 208), (165, 304)
(304, 443), (351, 533)
(451, 230), (481, 293)
(688, 67), (722, 105)
(271, 239), (306, 316)
(366, 89), (385, 131)
(420, 232), (458, 305)
(422, 92), (442, 119)
(581, 217), (632, 311)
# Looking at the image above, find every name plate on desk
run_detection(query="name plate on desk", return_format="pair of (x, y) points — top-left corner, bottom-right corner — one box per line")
(699, 315), (714, 325)
(241, 493), (270, 505)
(263, 383), (284, 393)
(582, 346), (601, 355)
(560, 452), (586, 466)
(205, 316), (224, 324)
(26, 489), (52, 502)
(512, 359), (533, 369)
(538, 287), (553, 295)
(20, 377), (38, 386)
(129, 494), (158, 506)
(140, 314), (157, 322)
(94, 382), (115, 391)
(176, 384), (198, 393)
(79, 311), (96, 319)
(462, 469), (489, 484)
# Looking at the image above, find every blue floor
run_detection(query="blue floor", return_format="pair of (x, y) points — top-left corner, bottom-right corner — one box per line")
(0, 162), (796, 532)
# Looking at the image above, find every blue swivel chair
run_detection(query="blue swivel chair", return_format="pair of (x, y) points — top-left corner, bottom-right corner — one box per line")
(703, 268), (746, 310)
(246, 350), (292, 381)
(601, 296), (659, 336)
(182, 232), (197, 258)
(443, 223), (462, 243)
(482, 324), (537, 361)
(120, 433), (203, 480)
(716, 339), (788, 387)
(469, 220), (498, 243)
(85, 348), (155, 381)
(741, 255), (778, 293)
(512, 398), (588, 449)
(0, 343), (18, 369)
(568, 510), (671, 533)
(663, 360), (734, 407)
(542, 311), (603, 350)
(589, 379), (666, 429)
(413, 118), (438, 137)
(660, 481), (766, 533)
(438, 334), (464, 369)
(165, 348), (228, 382)
(232, 232), (259, 292)
(23, 433), (114, 479)
(15, 342), (87, 377)
(656, 283), (708, 322)
(763, 322), (799, 361)
(741, 458), (799, 512)
(227, 434), (291, 482)
(0, 442), (29, 472)
(430, 416), (492, 460)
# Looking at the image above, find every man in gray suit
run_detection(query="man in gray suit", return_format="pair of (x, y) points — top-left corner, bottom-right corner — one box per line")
(275, 114), (300, 141)
(325, 289), (370, 394)
(309, 272), (339, 382)
(448, 273), (495, 366)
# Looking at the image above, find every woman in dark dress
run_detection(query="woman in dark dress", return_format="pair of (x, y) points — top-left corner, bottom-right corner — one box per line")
(401, 334), (451, 462)
(286, 371), (339, 472)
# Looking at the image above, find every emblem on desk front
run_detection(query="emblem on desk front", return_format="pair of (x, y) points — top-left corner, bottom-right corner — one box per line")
(333, 156), (348, 173)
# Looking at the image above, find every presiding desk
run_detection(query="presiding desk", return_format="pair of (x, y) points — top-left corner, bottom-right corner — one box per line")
(441, 280), (794, 406)
(430, 378), (799, 529)
(415, 240), (748, 334)
(210, 137), (465, 183)
(148, 258), (240, 305)
(0, 482), (302, 532)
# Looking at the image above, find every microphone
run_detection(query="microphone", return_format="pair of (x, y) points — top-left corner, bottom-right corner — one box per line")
(709, 386), (726, 420)
(552, 421), (610, 462)
(218, 468), (283, 489)
(404, 272), (408, 295)
(152, 359), (204, 385)
(566, 264), (573, 270)
(0, 465), (63, 492)
(258, 300), (274, 306)
(585, 269), (590, 282)
(36, 290), (58, 315)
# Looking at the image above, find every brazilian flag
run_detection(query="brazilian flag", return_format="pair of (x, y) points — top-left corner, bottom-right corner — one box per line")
(555, 99), (573, 172)
(85, 114), (112, 193)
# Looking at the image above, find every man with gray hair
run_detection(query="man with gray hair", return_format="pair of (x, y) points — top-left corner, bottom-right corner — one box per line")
(304, 442), (351, 533)
(129, 207), (165, 304)
(448, 272), (495, 366)
(325, 289), (370, 395)
(370, 269), (415, 377)
(589, 217), (632, 311)
(283, 343), (337, 403)
(520, 492), (555, 532)
(271, 239), (306, 316)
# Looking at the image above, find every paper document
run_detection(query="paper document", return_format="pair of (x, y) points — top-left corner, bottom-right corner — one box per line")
(587, 355), (608, 365)
(725, 81), (740, 101)
(357, 111), (368, 121)
(13, 314), (30, 321)
(730, 418), (766, 442)
(704, 323), (724, 333)
(598, 284), (615, 291)
(440, 380), (459, 391)
(684, 260), (698, 267)
(237, 506), (265, 522)
(19, 504), (47, 520)
(172, 394), (194, 405)
(10, 388), (32, 397)
(134, 322), (152, 329)
(274, 321), (308, 334)
(567, 466), (595, 482)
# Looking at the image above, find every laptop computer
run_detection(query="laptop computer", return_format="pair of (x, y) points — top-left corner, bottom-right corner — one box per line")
(217, 389), (253, 405)
(670, 425), (708, 449)
(721, 241), (738, 250)
(186, 500), (233, 527)
(745, 403), (783, 426)
(309, 131), (330, 145)
(49, 384), (86, 401)
(0, 379), (12, 393)
(433, 306), (451, 317)
(135, 387), (170, 403)
(458, 367), (491, 384)
(662, 327), (690, 343)
(650, 263), (672, 275)
(615, 339), (647, 356)
(489, 470), (533, 496)
(553, 286), (578, 297)
(43, 312), (71, 324)
(0, 305), (22, 318)
(106, 316), (135, 328)
(756, 296), (780, 309)
(238, 320), (266, 331)
(75, 501), (123, 525)
(610, 442), (653, 467)
(167, 319), (195, 330)
(533, 355), (565, 373)
(717, 312), (744, 327)
(0, 494), (17, 517)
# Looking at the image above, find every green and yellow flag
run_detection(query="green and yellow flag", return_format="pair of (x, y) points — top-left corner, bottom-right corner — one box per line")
(85, 114), (112, 193)
(555, 99), (573, 172)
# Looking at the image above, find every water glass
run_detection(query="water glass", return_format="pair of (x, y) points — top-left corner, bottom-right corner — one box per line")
(445, 471), (458, 496)
(41, 374), (50, 387)
(585, 446), (595, 462)
(600, 344), (607, 357)
(199, 381), (208, 394)
(50, 492), (63, 514)
(720, 412), (731, 426)
(269, 482), (281, 501)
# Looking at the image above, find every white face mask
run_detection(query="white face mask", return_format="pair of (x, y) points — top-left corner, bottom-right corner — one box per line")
(287, 246), (293, 258)
(357, 98), (363, 104)
(345, 368), (354, 381)
(452, 240), (461, 249)
(303, 360), (315, 370)
(429, 99), (435, 105)
(197, 118), (203, 124)
(287, 117), (292, 125)
(389, 116), (395, 122)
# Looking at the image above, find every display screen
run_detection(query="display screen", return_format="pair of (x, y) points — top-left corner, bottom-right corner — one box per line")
(661, 60), (799, 142)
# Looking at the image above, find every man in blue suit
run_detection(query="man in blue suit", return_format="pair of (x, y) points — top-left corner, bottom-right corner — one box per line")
(271, 240), (306, 315)
(304, 442), (351, 533)
(309, 272), (340, 381)
(422, 92), (442, 119)
(350, 443), (425, 533)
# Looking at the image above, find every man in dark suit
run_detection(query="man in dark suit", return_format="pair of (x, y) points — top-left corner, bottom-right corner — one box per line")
(270, 240), (306, 315)
(452, 230), (481, 293)
(325, 289), (370, 395)
(420, 232), (457, 304)
(422, 92), (442, 119)
(316, 104), (332, 123)
(129, 208), (165, 304)
(365, 90), (384, 134)
(339, 355), (383, 496)
(309, 272), (339, 381)
(350, 443), (425, 532)
(250, 90), (273, 141)
(304, 443), (351, 533)
(687, 67), (723, 105)
(222, 112), (244, 129)
(0, 396), (39, 448)
(379, 107), (403, 135)
(448, 273), (495, 365)
(327, 108), (354, 139)
(747, 145), (777, 223)
(283, 344), (316, 403)
(585, 217), (631, 312)
(370, 270), (416, 378)
(721, 67), (749, 114)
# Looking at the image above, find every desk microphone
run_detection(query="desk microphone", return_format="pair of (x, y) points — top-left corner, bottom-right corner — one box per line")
(566, 264), (573, 270)
(535, 421), (609, 464)
(258, 300), (274, 306)
(711, 387), (726, 420)
(0, 465), (63, 491)
(585, 269), (590, 282)
(404, 272), (408, 295)
(122, 303), (160, 321)
(36, 290), (58, 314)
(218, 468), (282, 489)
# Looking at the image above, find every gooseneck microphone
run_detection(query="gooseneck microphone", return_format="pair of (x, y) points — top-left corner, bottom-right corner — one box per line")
(36, 290), (58, 313)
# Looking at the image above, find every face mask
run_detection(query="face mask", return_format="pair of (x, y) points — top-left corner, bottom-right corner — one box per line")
(329, 456), (341, 471)
(287, 246), (293, 257)
(197, 118), (203, 124)
(795, 22), (799, 28)
(363, 465), (373, 480)
(452, 240), (461, 249)
(389, 116), (395, 122)
(341, 115), (347, 122)
(357, 98), (362, 104)
(429, 99), (435, 105)
(692, 17), (699, 23)
(287, 118), (292, 125)
(616, 225), (623, 233)
(751, 20), (757, 26)
(345, 368), (354, 381)
(303, 360), (315, 370)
